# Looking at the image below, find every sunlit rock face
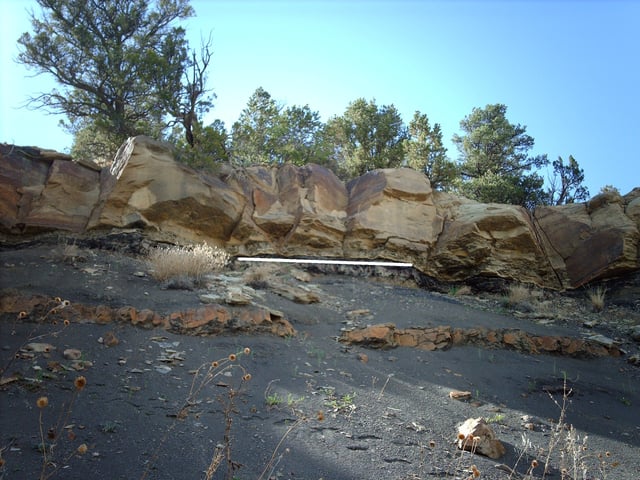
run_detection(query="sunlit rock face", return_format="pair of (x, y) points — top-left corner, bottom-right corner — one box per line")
(1, 136), (638, 289)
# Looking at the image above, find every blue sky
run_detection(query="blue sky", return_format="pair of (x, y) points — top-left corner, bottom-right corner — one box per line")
(1, 0), (638, 196)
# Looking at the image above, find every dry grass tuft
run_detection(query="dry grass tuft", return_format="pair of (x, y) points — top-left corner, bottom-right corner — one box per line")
(588, 286), (606, 312)
(507, 284), (533, 305)
(503, 284), (536, 312)
(147, 243), (229, 283)
(243, 263), (282, 289)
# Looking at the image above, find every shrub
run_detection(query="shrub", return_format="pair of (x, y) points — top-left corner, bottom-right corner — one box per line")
(588, 286), (606, 312)
(147, 243), (229, 284)
(243, 264), (282, 289)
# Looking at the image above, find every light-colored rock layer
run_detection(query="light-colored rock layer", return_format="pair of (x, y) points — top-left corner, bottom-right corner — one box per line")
(1, 137), (638, 289)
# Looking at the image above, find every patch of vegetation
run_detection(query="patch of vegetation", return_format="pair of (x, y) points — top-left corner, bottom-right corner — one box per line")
(588, 286), (606, 312)
(147, 242), (229, 285)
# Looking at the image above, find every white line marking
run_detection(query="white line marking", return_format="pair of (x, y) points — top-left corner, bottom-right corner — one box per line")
(236, 257), (412, 267)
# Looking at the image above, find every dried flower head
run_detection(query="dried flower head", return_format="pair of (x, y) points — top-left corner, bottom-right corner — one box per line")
(18, 311), (27, 319)
(457, 432), (466, 441)
(54, 297), (62, 303)
(531, 459), (539, 468)
(211, 361), (219, 368)
(317, 411), (325, 421)
(77, 443), (88, 455)
(429, 440), (436, 448)
(471, 465), (480, 478)
(243, 347), (251, 355)
(37, 396), (49, 409)
(605, 451), (611, 457)
(63, 319), (70, 326)
(228, 353), (237, 361)
(0, 457), (5, 467)
(242, 373), (252, 381)
(47, 428), (56, 440)
(74, 376), (87, 391)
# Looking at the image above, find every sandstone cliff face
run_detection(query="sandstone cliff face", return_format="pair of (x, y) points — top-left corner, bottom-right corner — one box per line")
(1, 137), (638, 289)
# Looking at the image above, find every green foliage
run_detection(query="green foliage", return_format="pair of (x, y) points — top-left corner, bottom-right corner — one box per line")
(326, 98), (407, 179)
(230, 87), (330, 166)
(170, 119), (229, 171)
(275, 105), (333, 166)
(453, 104), (549, 208)
(230, 87), (282, 165)
(600, 184), (620, 195)
(69, 118), (123, 165)
(17, 0), (203, 151)
(546, 155), (590, 205)
(404, 111), (457, 190)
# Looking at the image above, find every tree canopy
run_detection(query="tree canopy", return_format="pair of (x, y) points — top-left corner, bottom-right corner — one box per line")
(17, 0), (210, 158)
(404, 111), (457, 190)
(16, 4), (596, 203)
(326, 98), (406, 178)
(452, 104), (549, 208)
(546, 155), (590, 205)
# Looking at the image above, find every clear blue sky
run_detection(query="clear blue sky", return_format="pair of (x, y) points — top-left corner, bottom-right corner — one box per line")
(1, 0), (638, 196)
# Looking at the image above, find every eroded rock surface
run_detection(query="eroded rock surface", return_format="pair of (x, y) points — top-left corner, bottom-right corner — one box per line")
(1, 138), (638, 289)
(0, 291), (295, 338)
(339, 323), (623, 358)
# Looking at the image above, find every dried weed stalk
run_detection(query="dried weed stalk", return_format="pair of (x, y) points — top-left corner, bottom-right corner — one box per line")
(147, 242), (229, 283)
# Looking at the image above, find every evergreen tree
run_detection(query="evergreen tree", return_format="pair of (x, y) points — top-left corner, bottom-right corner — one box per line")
(405, 111), (457, 190)
(453, 104), (548, 207)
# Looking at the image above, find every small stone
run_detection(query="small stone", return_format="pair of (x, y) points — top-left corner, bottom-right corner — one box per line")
(224, 287), (253, 305)
(449, 390), (472, 401)
(583, 319), (599, 328)
(24, 343), (56, 353)
(63, 348), (82, 360)
(132, 271), (146, 277)
(199, 293), (224, 304)
(586, 334), (615, 347)
(103, 331), (119, 347)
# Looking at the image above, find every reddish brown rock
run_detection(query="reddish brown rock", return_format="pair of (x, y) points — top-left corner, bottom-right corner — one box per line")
(341, 323), (397, 349)
(0, 293), (295, 339)
(534, 190), (639, 287)
(339, 324), (622, 358)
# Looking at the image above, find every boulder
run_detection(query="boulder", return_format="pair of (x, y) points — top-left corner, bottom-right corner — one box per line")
(345, 168), (442, 263)
(92, 136), (247, 243)
(0, 144), (99, 232)
(534, 190), (639, 287)
(429, 200), (560, 288)
(226, 163), (348, 257)
(457, 417), (506, 459)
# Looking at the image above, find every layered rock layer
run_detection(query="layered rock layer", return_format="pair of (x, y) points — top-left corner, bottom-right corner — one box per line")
(1, 137), (638, 289)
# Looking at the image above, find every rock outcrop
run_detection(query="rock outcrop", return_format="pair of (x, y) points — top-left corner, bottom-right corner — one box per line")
(0, 291), (295, 338)
(1, 137), (638, 289)
(338, 323), (623, 358)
